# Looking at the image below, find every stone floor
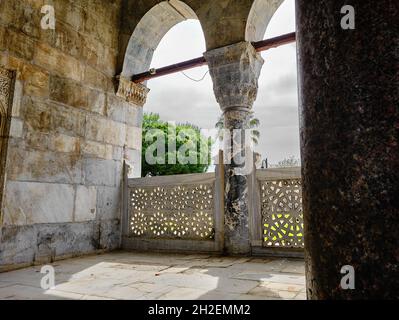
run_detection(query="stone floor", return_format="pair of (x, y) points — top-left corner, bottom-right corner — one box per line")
(0, 251), (306, 300)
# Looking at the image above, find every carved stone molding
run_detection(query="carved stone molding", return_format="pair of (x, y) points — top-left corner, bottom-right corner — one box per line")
(0, 66), (15, 220)
(0, 68), (14, 112)
(117, 76), (150, 107)
(204, 42), (264, 111)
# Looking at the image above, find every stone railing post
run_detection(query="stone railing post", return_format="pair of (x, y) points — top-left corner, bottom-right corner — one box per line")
(205, 42), (264, 254)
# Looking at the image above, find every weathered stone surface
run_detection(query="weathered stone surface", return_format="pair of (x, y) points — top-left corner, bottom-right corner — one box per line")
(206, 42), (262, 255)
(9, 118), (23, 138)
(19, 63), (49, 98)
(74, 186), (97, 222)
(1, 0), (290, 271)
(3, 181), (75, 226)
(0, 219), (122, 268)
(22, 97), (86, 137)
(34, 42), (84, 82)
(107, 94), (144, 126)
(96, 186), (121, 220)
(0, 222), (95, 267)
(297, 0), (399, 299)
(106, 94), (128, 123)
(50, 75), (88, 110)
(52, 0), (86, 34)
(222, 109), (253, 255)
(85, 115), (126, 147)
(50, 75), (108, 115)
(126, 104), (143, 127)
(246, 0), (283, 42)
(83, 65), (113, 92)
(126, 126), (142, 151)
(112, 146), (123, 161)
(88, 90), (107, 116)
(81, 36), (117, 76)
(7, 145), (83, 184)
(51, 134), (80, 154)
(0, 225), (37, 267)
(124, 148), (142, 178)
(11, 80), (23, 118)
(0, 0), (136, 269)
(53, 22), (83, 59)
(205, 41), (264, 111)
(1, 253), (305, 299)
(96, 219), (121, 250)
(82, 140), (113, 160)
(0, 25), (6, 51)
(0, 0), (42, 37)
(6, 29), (36, 61)
(83, 158), (118, 187)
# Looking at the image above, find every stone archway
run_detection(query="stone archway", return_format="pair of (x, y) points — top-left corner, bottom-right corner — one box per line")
(246, 0), (285, 42)
(115, 0), (207, 178)
(121, 0), (199, 79)
(116, 0), (205, 118)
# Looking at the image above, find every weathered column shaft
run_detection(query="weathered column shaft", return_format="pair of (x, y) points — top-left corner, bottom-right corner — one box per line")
(296, 0), (399, 299)
(205, 42), (264, 254)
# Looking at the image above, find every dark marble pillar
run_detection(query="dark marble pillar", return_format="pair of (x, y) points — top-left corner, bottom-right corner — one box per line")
(296, 0), (399, 299)
(205, 42), (264, 254)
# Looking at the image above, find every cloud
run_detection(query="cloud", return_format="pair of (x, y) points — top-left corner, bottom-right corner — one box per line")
(144, 0), (300, 165)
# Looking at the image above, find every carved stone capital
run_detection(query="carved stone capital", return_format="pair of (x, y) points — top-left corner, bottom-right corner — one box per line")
(116, 76), (150, 107)
(204, 42), (264, 111)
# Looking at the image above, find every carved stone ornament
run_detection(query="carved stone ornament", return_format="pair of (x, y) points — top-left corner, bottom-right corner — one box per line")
(117, 76), (150, 107)
(0, 68), (13, 111)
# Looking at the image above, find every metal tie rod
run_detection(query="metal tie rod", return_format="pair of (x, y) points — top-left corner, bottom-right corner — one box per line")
(131, 32), (296, 83)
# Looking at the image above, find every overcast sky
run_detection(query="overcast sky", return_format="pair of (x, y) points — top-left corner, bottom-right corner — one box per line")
(145, 0), (299, 165)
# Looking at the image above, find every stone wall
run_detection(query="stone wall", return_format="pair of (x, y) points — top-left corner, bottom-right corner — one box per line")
(0, 0), (143, 270)
(0, 0), (284, 270)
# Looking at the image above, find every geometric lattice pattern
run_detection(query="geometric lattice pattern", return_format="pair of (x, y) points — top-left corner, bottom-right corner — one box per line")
(129, 184), (215, 240)
(261, 179), (304, 248)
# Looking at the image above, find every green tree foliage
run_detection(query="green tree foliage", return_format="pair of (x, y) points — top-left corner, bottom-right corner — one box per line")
(141, 113), (212, 176)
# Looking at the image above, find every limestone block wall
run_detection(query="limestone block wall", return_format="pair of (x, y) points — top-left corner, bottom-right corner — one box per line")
(0, 0), (143, 270)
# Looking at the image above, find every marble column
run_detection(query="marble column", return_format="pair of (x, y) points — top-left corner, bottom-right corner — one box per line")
(296, 0), (399, 299)
(205, 42), (264, 254)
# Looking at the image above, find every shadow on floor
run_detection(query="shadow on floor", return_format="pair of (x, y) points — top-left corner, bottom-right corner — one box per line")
(0, 251), (306, 300)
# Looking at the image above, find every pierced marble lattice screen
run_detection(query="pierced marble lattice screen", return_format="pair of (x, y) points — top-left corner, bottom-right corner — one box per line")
(129, 183), (215, 240)
(261, 179), (304, 248)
